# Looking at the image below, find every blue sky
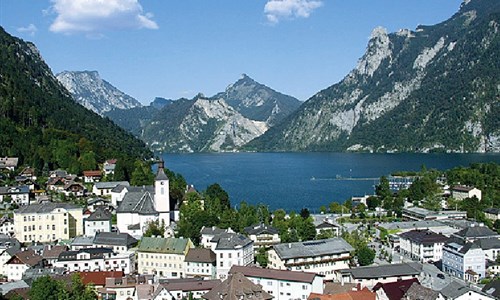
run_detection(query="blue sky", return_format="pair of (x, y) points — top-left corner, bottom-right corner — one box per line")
(0, 0), (463, 104)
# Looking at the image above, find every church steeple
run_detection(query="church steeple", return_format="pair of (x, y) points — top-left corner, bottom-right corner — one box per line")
(155, 159), (169, 181)
(154, 159), (170, 226)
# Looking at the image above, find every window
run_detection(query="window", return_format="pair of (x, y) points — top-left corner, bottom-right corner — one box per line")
(52, 225), (55, 230)
(220, 253), (223, 258)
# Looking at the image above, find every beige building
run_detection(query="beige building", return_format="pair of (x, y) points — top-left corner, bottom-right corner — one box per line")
(137, 236), (194, 278)
(14, 203), (83, 243)
(452, 186), (482, 201)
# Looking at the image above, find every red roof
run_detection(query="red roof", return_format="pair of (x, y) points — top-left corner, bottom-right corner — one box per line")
(83, 170), (102, 177)
(79, 271), (124, 286)
(308, 288), (375, 300)
(373, 279), (419, 300)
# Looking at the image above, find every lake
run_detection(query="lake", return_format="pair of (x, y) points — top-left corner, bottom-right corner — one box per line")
(160, 153), (500, 212)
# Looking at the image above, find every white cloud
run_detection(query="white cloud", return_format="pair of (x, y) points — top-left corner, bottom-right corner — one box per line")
(17, 24), (38, 36)
(49, 0), (158, 35)
(264, 0), (323, 24)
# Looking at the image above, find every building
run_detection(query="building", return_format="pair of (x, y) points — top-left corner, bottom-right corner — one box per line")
(80, 271), (124, 288)
(484, 208), (500, 222)
(451, 223), (500, 243)
(202, 272), (273, 300)
(0, 216), (15, 236)
(137, 236), (193, 278)
(315, 222), (340, 237)
(200, 226), (233, 248)
(441, 280), (494, 300)
(116, 161), (174, 235)
(475, 238), (500, 261)
(0, 186), (30, 206)
(184, 248), (217, 279)
(482, 280), (500, 299)
(103, 159), (117, 176)
(14, 203), (83, 243)
(402, 207), (466, 221)
(161, 278), (221, 300)
(0, 236), (21, 276)
(5, 249), (44, 281)
(93, 232), (138, 254)
(92, 181), (129, 197)
(373, 278), (419, 300)
(0, 157), (18, 171)
(230, 265), (323, 300)
(54, 248), (135, 274)
(442, 242), (485, 282)
(338, 262), (422, 289)
(83, 170), (102, 183)
(63, 182), (86, 197)
(209, 232), (254, 280)
(84, 207), (112, 237)
(451, 186), (482, 201)
(244, 223), (281, 249)
(41, 245), (67, 266)
(269, 238), (354, 281)
(399, 229), (448, 262)
(404, 282), (443, 300)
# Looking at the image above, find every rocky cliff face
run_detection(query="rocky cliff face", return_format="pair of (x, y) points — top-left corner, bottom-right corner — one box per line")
(142, 96), (268, 153)
(56, 71), (142, 115)
(248, 0), (500, 153)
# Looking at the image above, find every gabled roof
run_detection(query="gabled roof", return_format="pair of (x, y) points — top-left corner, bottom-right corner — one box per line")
(87, 207), (112, 221)
(475, 238), (500, 250)
(116, 189), (158, 215)
(185, 248), (216, 263)
(58, 248), (113, 261)
(399, 229), (448, 245)
(212, 232), (253, 250)
(83, 170), (102, 177)
(202, 273), (273, 300)
(373, 278), (419, 300)
(452, 185), (477, 192)
(7, 249), (43, 267)
(339, 262), (422, 279)
(94, 181), (129, 189)
(244, 223), (279, 235)
(201, 226), (229, 236)
(42, 245), (68, 259)
(308, 288), (375, 300)
(404, 282), (440, 300)
(15, 202), (81, 214)
(93, 232), (137, 247)
(273, 238), (354, 260)
(316, 222), (339, 229)
(80, 271), (124, 286)
(440, 280), (471, 299)
(161, 278), (221, 292)
(230, 265), (320, 283)
(454, 225), (499, 239)
(138, 237), (191, 254)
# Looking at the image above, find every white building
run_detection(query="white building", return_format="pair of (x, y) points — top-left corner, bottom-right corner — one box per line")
(338, 262), (422, 289)
(243, 223), (281, 249)
(184, 248), (217, 279)
(451, 186), (482, 201)
(209, 232), (254, 280)
(0, 186), (30, 206)
(93, 181), (129, 197)
(5, 249), (44, 281)
(229, 265), (323, 300)
(137, 236), (194, 278)
(269, 238), (353, 281)
(200, 226), (233, 248)
(399, 229), (448, 262)
(84, 207), (112, 237)
(442, 242), (485, 282)
(54, 248), (135, 274)
(116, 161), (175, 235)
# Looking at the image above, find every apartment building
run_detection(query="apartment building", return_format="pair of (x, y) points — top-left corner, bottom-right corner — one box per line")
(399, 229), (448, 262)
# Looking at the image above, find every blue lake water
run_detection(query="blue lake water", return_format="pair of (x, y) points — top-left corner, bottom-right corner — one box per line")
(161, 153), (500, 212)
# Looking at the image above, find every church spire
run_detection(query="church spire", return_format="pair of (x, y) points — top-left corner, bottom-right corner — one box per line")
(155, 159), (169, 181)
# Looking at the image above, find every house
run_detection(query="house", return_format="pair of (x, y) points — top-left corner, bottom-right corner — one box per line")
(440, 280), (494, 300)
(83, 170), (102, 183)
(230, 265), (324, 300)
(184, 248), (217, 279)
(103, 159), (117, 176)
(160, 278), (221, 300)
(0, 235), (21, 276)
(451, 223), (500, 243)
(70, 236), (95, 251)
(116, 161), (175, 235)
(484, 208), (500, 222)
(63, 181), (86, 197)
(14, 202), (84, 243)
(18, 167), (36, 181)
(451, 185), (482, 201)
(87, 197), (112, 212)
(338, 262), (422, 289)
(0, 157), (18, 171)
(404, 282), (443, 300)
(79, 270), (124, 288)
(482, 280), (500, 299)
(402, 207), (467, 221)
(209, 232), (254, 280)
(110, 184), (130, 207)
(486, 259), (500, 276)
(399, 229), (448, 262)
(308, 288), (375, 300)
(42, 245), (68, 266)
(93, 232), (138, 254)
(269, 238), (354, 281)
(84, 207), (113, 237)
(54, 248), (135, 274)
(372, 278), (419, 300)
(5, 249), (44, 281)
(93, 181), (129, 197)
(0, 186), (30, 206)
(475, 238), (500, 261)
(202, 272), (273, 300)
(243, 223), (281, 249)
(315, 222), (340, 237)
(200, 226), (233, 248)
(137, 236), (194, 278)
(442, 242), (485, 282)
(0, 216), (15, 236)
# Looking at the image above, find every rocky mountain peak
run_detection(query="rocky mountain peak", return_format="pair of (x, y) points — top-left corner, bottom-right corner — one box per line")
(355, 26), (392, 77)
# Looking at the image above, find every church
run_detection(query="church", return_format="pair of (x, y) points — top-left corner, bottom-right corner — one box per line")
(115, 161), (177, 236)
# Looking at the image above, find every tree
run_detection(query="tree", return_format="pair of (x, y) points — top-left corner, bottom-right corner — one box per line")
(357, 245), (375, 266)
(144, 219), (166, 238)
(300, 208), (310, 219)
(366, 196), (380, 210)
(205, 183), (230, 209)
(256, 247), (268, 267)
(29, 275), (62, 300)
(130, 160), (154, 186)
(422, 195), (442, 211)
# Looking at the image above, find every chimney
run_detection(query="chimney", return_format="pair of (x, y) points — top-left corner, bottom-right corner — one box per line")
(288, 243), (291, 249)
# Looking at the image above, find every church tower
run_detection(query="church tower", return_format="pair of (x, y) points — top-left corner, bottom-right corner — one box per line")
(154, 160), (170, 226)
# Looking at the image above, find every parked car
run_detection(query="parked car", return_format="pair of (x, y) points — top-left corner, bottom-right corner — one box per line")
(437, 273), (445, 279)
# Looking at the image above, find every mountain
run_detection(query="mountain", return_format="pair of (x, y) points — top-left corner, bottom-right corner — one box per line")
(56, 70), (142, 115)
(213, 74), (302, 126)
(0, 26), (151, 171)
(247, 0), (500, 153)
(104, 106), (158, 137)
(142, 96), (268, 152)
(150, 97), (174, 110)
